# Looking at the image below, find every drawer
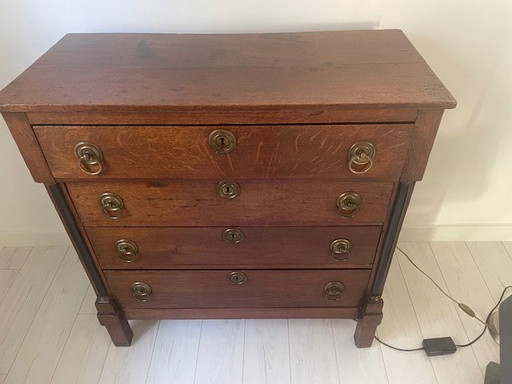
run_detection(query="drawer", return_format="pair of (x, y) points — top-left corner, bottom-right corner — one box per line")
(87, 226), (381, 269)
(34, 124), (413, 180)
(104, 269), (371, 309)
(67, 180), (394, 226)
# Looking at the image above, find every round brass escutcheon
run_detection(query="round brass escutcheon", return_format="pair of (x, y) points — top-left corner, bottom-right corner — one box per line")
(336, 192), (361, 218)
(324, 281), (344, 301)
(216, 181), (241, 199)
(330, 238), (352, 262)
(208, 129), (236, 154)
(347, 141), (376, 174)
(227, 271), (248, 285)
(131, 282), (152, 301)
(223, 228), (244, 244)
(74, 142), (104, 175)
(116, 239), (138, 262)
(99, 192), (125, 220)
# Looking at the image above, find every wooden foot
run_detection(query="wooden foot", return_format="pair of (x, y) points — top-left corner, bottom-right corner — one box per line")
(354, 296), (384, 348)
(95, 297), (133, 346)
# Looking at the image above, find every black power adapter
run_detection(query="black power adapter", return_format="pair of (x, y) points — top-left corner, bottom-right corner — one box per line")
(422, 337), (457, 356)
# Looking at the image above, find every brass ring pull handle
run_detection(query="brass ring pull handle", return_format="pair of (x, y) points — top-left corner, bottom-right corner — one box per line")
(74, 142), (104, 175)
(223, 228), (244, 244)
(131, 282), (152, 301)
(324, 281), (344, 301)
(216, 181), (241, 199)
(99, 192), (125, 220)
(116, 239), (138, 262)
(208, 129), (236, 154)
(227, 271), (247, 285)
(337, 192), (361, 218)
(348, 141), (375, 174)
(330, 238), (352, 261)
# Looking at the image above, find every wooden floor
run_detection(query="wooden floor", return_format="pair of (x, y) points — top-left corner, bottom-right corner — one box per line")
(0, 242), (510, 384)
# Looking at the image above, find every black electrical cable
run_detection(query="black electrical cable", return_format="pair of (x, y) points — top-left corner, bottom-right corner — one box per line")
(373, 246), (512, 353)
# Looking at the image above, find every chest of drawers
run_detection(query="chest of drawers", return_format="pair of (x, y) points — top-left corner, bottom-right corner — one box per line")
(0, 30), (455, 347)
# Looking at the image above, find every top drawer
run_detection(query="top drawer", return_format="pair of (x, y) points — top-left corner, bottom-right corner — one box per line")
(34, 124), (413, 180)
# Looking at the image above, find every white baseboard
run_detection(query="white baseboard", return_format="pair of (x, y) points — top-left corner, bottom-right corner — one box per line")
(1, 225), (511, 246)
(400, 225), (512, 242)
(0, 231), (71, 247)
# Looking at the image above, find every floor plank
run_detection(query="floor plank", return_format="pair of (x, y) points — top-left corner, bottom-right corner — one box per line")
(4, 248), (90, 384)
(502, 242), (512, 260)
(243, 319), (291, 384)
(146, 320), (201, 384)
(399, 242), (483, 384)
(289, 319), (339, 384)
(0, 374), (5, 384)
(97, 320), (158, 384)
(0, 270), (18, 307)
(467, 242), (512, 302)
(0, 246), (31, 269)
(378, 257), (437, 384)
(194, 319), (244, 384)
(430, 242), (499, 373)
(332, 319), (388, 384)
(50, 315), (111, 384)
(0, 246), (67, 374)
(78, 285), (97, 315)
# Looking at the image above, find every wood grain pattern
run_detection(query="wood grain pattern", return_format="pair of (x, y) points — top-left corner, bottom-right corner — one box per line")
(0, 246), (31, 269)
(243, 319), (291, 384)
(1, 113), (53, 183)
(0, 31), (456, 113)
(34, 124), (412, 180)
(104, 269), (370, 309)
(0, 246), (67, 374)
(146, 320), (201, 384)
(4, 248), (89, 384)
(0, 271), (18, 307)
(67, 180), (394, 227)
(86, 226), (381, 269)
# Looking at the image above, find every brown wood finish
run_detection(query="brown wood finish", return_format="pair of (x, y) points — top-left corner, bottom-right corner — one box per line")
(86, 226), (381, 269)
(104, 269), (371, 309)
(401, 110), (446, 182)
(1, 113), (54, 183)
(34, 124), (413, 180)
(124, 307), (360, 319)
(354, 296), (384, 348)
(67, 180), (394, 227)
(26, 108), (418, 125)
(0, 31), (456, 113)
(95, 298), (133, 346)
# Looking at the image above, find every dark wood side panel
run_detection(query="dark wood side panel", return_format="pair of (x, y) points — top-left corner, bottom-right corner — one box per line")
(34, 124), (413, 180)
(67, 180), (394, 227)
(124, 306), (360, 319)
(27, 108), (418, 125)
(1, 113), (54, 183)
(104, 269), (371, 309)
(401, 110), (445, 182)
(86, 226), (381, 269)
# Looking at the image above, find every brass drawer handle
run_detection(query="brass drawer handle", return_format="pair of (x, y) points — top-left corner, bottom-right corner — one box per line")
(216, 181), (241, 199)
(116, 239), (138, 262)
(223, 228), (244, 244)
(325, 281), (344, 301)
(337, 192), (361, 218)
(132, 282), (152, 301)
(348, 141), (375, 174)
(208, 129), (236, 154)
(74, 142), (104, 175)
(227, 271), (247, 285)
(99, 192), (125, 220)
(330, 238), (352, 261)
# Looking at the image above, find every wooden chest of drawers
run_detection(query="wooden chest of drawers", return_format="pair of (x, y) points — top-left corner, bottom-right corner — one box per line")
(0, 30), (455, 347)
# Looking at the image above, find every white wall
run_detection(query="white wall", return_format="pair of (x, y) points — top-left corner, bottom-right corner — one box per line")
(0, 0), (511, 245)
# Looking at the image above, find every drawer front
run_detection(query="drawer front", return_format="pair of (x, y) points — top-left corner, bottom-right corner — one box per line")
(87, 226), (381, 269)
(35, 124), (412, 180)
(67, 180), (394, 226)
(104, 270), (371, 309)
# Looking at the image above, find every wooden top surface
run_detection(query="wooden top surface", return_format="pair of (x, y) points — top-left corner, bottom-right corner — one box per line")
(0, 30), (456, 113)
